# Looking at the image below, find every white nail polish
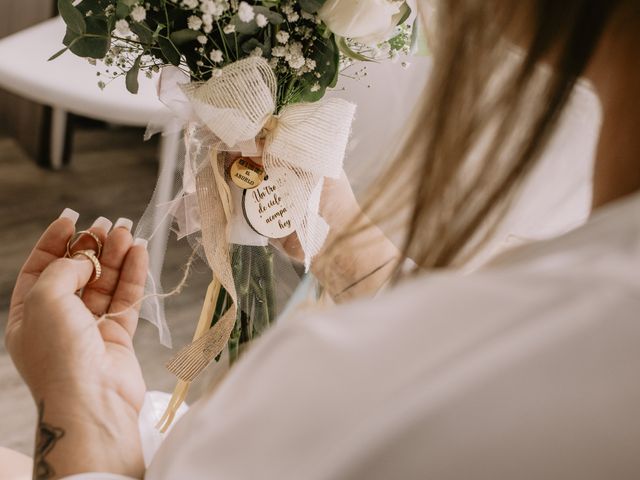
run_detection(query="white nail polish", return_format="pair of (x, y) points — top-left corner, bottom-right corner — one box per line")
(113, 217), (134, 232)
(133, 238), (148, 249)
(91, 216), (113, 232)
(59, 208), (80, 225)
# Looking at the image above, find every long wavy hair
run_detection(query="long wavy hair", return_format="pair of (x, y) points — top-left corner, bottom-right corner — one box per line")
(336, 0), (619, 279)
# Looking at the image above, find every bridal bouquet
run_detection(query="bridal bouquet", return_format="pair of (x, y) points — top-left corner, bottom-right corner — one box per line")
(57, 0), (415, 426)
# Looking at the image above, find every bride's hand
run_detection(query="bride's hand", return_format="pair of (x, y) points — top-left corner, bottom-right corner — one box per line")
(278, 172), (401, 301)
(279, 172), (362, 263)
(5, 210), (148, 478)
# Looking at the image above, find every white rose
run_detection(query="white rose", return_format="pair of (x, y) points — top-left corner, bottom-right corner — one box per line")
(318, 0), (409, 45)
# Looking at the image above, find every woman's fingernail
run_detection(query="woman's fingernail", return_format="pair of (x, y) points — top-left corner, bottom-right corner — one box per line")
(59, 208), (79, 225)
(91, 216), (113, 232)
(113, 217), (133, 232)
(133, 238), (148, 249)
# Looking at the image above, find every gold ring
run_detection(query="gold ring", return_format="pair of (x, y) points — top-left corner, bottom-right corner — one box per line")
(72, 249), (102, 284)
(66, 230), (103, 259)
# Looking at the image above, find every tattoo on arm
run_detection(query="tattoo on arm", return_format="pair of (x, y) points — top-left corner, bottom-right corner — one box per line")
(33, 401), (65, 480)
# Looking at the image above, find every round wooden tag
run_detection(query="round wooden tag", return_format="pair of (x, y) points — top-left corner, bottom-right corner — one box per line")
(230, 157), (265, 190)
(242, 175), (295, 239)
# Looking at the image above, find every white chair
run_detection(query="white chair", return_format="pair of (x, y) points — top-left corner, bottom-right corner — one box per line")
(0, 16), (179, 278)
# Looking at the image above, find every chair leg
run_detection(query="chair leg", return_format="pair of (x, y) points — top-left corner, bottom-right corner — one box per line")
(49, 107), (67, 170)
(149, 130), (181, 282)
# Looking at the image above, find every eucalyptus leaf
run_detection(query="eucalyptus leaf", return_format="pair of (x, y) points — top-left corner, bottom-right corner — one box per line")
(130, 22), (154, 45)
(296, 34), (338, 102)
(170, 29), (202, 45)
(58, 0), (86, 35)
(410, 17), (430, 56)
(299, 0), (326, 14)
(396, 2), (412, 26)
(253, 6), (284, 25)
(116, 1), (131, 19)
(126, 55), (142, 94)
(63, 16), (110, 58)
(241, 38), (270, 56)
(158, 36), (181, 66)
(75, 0), (105, 15)
(231, 15), (260, 35)
(231, 7), (283, 35)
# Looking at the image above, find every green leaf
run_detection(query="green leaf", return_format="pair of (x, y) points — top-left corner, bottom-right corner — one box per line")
(170, 29), (201, 45)
(295, 34), (339, 103)
(410, 17), (430, 56)
(116, 0), (138, 18)
(231, 15), (260, 35)
(241, 38), (270, 56)
(231, 7), (283, 35)
(58, 0), (87, 35)
(336, 36), (375, 63)
(395, 2), (412, 26)
(63, 16), (110, 58)
(253, 6), (284, 25)
(299, 0), (326, 14)
(130, 22), (154, 44)
(158, 36), (181, 66)
(126, 55), (142, 94)
(47, 47), (68, 61)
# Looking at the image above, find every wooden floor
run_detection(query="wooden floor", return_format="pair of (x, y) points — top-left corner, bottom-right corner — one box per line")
(0, 126), (220, 454)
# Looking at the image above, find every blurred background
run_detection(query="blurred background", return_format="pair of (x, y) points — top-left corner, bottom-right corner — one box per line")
(0, 2), (430, 455)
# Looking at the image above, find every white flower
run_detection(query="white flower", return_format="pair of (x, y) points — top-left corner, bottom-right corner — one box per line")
(130, 5), (146, 22)
(210, 49), (224, 62)
(310, 82), (320, 92)
(197, 35), (208, 44)
(285, 42), (305, 69)
(199, 0), (216, 14)
(289, 56), (305, 69)
(182, 0), (199, 8)
(187, 15), (203, 30)
(271, 46), (286, 57)
(238, 2), (255, 22)
(318, 0), (408, 45)
(202, 12), (214, 32)
(250, 47), (263, 57)
(223, 24), (236, 34)
(115, 19), (131, 36)
(256, 13), (268, 27)
(276, 30), (289, 44)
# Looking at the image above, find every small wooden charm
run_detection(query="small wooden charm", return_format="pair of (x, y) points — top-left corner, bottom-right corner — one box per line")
(242, 176), (295, 238)
(230, 157), (265, 190)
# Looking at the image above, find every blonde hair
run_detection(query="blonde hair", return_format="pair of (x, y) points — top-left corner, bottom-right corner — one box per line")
(340, 0), (618, 278)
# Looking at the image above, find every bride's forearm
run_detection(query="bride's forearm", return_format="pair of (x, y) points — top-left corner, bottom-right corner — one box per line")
(312, 213), (401, 302)
(33, 390), (143, 480)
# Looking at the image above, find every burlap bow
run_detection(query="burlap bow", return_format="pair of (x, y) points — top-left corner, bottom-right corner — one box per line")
(159, 57), (356, 382)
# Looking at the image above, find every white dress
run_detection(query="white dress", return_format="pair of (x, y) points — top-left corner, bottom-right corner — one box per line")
(66, 188), (640, 479)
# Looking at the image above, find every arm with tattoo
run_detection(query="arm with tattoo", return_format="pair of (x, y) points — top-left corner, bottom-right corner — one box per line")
(34, 402), (65, 479)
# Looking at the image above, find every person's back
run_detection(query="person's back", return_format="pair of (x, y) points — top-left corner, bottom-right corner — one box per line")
(147, 189), (640, 479)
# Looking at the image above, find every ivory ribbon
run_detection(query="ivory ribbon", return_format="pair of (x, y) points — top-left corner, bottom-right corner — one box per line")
(159, 57), (356, 383)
